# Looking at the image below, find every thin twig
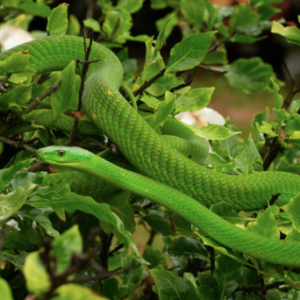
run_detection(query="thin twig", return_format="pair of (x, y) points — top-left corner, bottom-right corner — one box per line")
(283, 61), (295, 84)
(0, 135), (36, 153)
(19, 81), (61, 116)
(0, 74), (11, 93)
(108, 244), (124, 256)
(132, 68), (166, 97)
(0, 222), (6, 253)
(66, 33), (98, 145)
(197, 65), (228, 74)
(207, 31), (236, 55)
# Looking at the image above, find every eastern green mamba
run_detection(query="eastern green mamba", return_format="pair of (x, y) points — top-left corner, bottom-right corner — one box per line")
(2, 36), (300, 266)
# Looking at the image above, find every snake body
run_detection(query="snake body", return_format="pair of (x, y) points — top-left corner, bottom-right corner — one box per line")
(2, 36), (300, 265)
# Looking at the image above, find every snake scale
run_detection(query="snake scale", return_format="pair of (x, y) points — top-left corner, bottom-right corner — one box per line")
(2, 36), (300, 266)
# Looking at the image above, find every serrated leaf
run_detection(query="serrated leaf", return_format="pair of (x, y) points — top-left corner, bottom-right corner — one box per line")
(24, 251), (51, 295)
(0, 51), (30, 76)
(234, 134), (262, 174)
(52, 225), (83, 274)
(168, 236), (209, 261)
(249, 206), (280, 240)
(166, 32), (215, 74)
(181, 0), (205, 25)
(175, 88), (214, 113)
(17, 205), (59, 237)
(52, 284), (109, 300)
(83, 18), (101, 32)
(29, 187), (139, 257)
(229, 4), (260, 29)
(47, 3), (69, 36)
(214, 255), (243, 299)
(224, 57), (277, 93)
(150, 268), (199, 300)
(0, 182), (37, 221)
(285, 193), (300, 232)
(189, 124), (241, 140)
(0, 278), (13, 300)
(271, 21), (300, 47)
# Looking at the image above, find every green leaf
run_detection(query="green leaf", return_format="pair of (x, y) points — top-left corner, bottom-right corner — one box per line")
(18, 0), (51, 18)
(117, 0), (145, 13)
(229, 4), (260, 29)
(68, 14), (81, 36)
(224, 57), (277, 93)
(52, 283), (109, 300)
(154, 14), (171, 57)
(0, 251), (27, 270)
(181, 0), (205, 25)
(271, 78), (283, 109)
(0, 51), (30, 76)
(29, 187), (139, 257)
(0, 182), (37, 221)
(146, 91), (175, 129)
(18, 205), (59, 237)
(249, 206), (280, 240)
(150, 268), (199, 300)
(47, 3), (69, 36)
(168, 236), (209, 261)
(52, 225), (83, 274)
(198, 273), (217, 300)
(271, 21), (300, 47)
(255, 121), (278, 137)
(189, 124), (241, 140)
(51, 61), (80, 121)
(146, 83), (166, 97)
(156, 12), (179, 42)
(24, 251), (51, 296)
(155, 74), (185, 90)
(211, 202), (248, 224)
(143, 245), (163, 268)
(144, 212), (174, 236)
(285, 193), (300, 232)
(104, 190), (136, 233)
(214, 255), (243, 299)
(0, 278), (13, 300)
(175, 88), (214, 113)
(166, 32), (215, 74)
(234, 134), (262, 174)
(141, 94), (160, 109)
(141, 36), (165, 81)
(83, 18), (101, 32)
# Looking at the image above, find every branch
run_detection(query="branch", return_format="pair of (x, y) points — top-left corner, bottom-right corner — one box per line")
(19, 81), (61, 116)
(0, 74), (11, 93)
(207, 31), (236, 55)
(66, 33), (98, 145)
(197, 65), (228, 74)
(0, 135), (37, 153)
(0, 221), (6, 254)
(132, 68), (166, 97)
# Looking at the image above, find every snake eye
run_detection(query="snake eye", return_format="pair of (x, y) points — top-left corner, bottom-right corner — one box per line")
(58, 150), (65, 157)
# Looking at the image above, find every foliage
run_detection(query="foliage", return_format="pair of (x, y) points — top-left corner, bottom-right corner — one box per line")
(0, 0), (300, 299)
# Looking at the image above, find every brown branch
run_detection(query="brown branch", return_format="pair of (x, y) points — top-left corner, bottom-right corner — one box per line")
(132, 68), (166, 97)
(197, 65), (228, 74)
(0, 135), (36, 153)
(236, 281), (285, 294)
(207, 31), (236, 55)
(0, 74), (11, 93)
(0, 221), (6, 254)
(66, 33), (98, 145)
(19, 81), (61, 116)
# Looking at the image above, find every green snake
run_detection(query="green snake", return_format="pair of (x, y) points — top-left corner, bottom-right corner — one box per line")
(2, 36), (300, 266)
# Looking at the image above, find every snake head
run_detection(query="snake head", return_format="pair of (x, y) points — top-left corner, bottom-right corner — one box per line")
(36, 146), (90, 168)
